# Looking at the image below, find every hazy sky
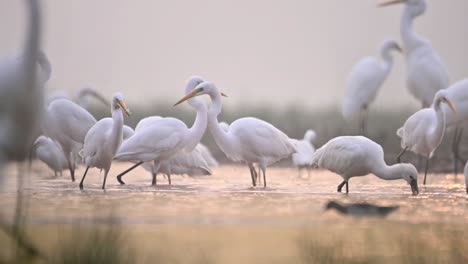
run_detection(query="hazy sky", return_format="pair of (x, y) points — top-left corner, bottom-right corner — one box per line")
(1, 0), (468, 110)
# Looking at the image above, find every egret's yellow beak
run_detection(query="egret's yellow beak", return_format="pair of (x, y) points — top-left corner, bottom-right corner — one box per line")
(221, 92), (228, 97)
(378, 0), (407, 7)
(443, 98), (457, 113)
(174, 88), (201, 106)
(117, 99), (131, 117)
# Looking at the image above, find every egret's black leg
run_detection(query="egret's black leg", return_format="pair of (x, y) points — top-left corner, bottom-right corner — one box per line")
(151, 173), (157, 186)
(396, 147), (408, 163)
(79, 167), (89, 190)
(423, 158), (430, 185)
(345, 181), (349, 193)
(337, 181), (346, 193)
(116, 161), (143, 185)
(257, 167), (262, 185)
(248, 164), (256, 187)
(54, 171), (57, 178)
(67, 158), (75, 182)
(167, 174), (172, 185)
(453, 128), (460, 176)
(262, 168), (267, 188)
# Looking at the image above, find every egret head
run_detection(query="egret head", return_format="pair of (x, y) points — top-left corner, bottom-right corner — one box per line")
(112, 93), (131, 117)
(378, 0), (426, 16)
(304, 129), (317, 142)
(398, 163), (419, 195)
(433, 90), (456, 113)
(174, 81), (227, 106)
(186, 76), (205, 93)
(382, 40), (402, 54)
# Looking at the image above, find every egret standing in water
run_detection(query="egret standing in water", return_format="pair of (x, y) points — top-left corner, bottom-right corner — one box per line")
(311, 136), (419, 195)
(343, 40), (401, 135)
(114, 76), (208, 186)
(379, 0), (449, 108)
(173, 81), (296, 188)
(396, 90), (456, 185)
(79, 93), (130, 190)
(31, 136), (68, 177)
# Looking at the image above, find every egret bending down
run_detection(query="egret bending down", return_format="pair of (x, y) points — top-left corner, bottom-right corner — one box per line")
(342, 40), (401, 135)
(311, 136), (419, 195)
(32, 135), (68, 177)
(79, 93), (130, 190)
(174, 81), (296, 187)
(396, 90), (456, 184)
(292, 129), (317, 177)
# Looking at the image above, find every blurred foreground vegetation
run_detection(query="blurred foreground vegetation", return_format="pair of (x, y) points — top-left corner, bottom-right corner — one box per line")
(90, 101), (464, 172)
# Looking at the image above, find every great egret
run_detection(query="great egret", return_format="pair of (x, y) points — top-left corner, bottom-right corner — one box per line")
(174, 81), (296, 188)
(436, 79), (468, 175)
(396, 90), (456, 185)
(0, 0), (42, 167)
(311, 136), (419, 195)
(292, 129), (316, 177)
(379, 0), (449, 108)
(342, 40), (401, 135)
(114, 76), (208, 185)
(43, 98), (97, 181)
(79, 93), (130, 190)
(141, 143), (213, 185)
(325, 201), (399, 217)
(32, 135), (68, 177)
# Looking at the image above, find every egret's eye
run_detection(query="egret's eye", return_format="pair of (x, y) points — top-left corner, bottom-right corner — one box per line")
(198, 87), (204, 92)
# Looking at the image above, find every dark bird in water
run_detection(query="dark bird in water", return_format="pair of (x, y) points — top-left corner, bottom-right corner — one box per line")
(325, 201), (399, 217)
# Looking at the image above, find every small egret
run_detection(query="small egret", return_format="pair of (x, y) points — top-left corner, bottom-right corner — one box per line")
(325, 201), (399, 217)
(396, 90), (456, 184)
(32, 135), (68, 177)
(114, 76), (208, 185)
(311, 136), (419, 195)
(79, 93), (130, 190)
(174, 81), (296, 188)
(43, 98), (97, 181)
(379, 0), (449, 108)
(342, 40), (401, 135)
(292, 129), (317, 177)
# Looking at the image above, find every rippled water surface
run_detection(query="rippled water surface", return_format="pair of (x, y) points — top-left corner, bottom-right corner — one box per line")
(1, 162), (467, 225)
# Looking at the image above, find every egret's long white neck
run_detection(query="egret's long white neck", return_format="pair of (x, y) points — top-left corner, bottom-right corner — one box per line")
(401, 6), (426, 53)
(185, 98), (208, 152)
(110, 106), (124, 153)
(208, 91), (236, 155)
(37, 51), (51, 84)
(428, 99), (447, 156)
(372, 163), (405, 181)
(380, 46), (396, 74)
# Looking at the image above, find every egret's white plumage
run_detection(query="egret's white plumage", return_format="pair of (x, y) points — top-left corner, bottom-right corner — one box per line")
(396, 90), (456, 184)
(175, 81), (296, 187)
(311, 136), (419, 195)
(380, 0), (449, 107)
(43, 98), (97, 181)
(292, 129), (316, 173)
(79, 93), (130, 189)
(114, 76), (208, 185)
(32, 135), (68, 176)
(343, 40), (401, 134)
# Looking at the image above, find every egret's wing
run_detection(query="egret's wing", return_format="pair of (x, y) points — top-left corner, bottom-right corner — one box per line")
(135, 116), (163, 131)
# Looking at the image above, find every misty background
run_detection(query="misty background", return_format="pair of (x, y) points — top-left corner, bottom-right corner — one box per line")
(0, 0), (467, 111)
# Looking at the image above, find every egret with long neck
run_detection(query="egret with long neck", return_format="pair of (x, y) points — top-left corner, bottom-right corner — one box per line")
(396, 90), (456, 184)
(79, 93), (130, 190)
(174, 81), (296, 188)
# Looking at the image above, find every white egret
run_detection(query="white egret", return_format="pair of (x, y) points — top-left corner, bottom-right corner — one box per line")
(311, 136), (419, 195)
(396, 90), (456, 184)
(292, 129), (317, 177)
(0, 0), (42, 166)
(114, 76), (208, 185)
(197, 143), (218, 167)
(379, 0), (449, 108)
(122, 125), (134, 140)
(79, 93), (130, 190)
(32, 135), (68, 177)
(43, 99), (97, 181)
(342, 40), (401, 135)
(174, 81), (296, 188)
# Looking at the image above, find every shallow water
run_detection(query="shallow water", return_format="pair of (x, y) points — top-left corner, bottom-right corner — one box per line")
(1, 162), (467, 225)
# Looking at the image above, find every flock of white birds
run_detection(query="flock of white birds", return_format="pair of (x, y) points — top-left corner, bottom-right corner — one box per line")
(0, 0), (467, 195)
